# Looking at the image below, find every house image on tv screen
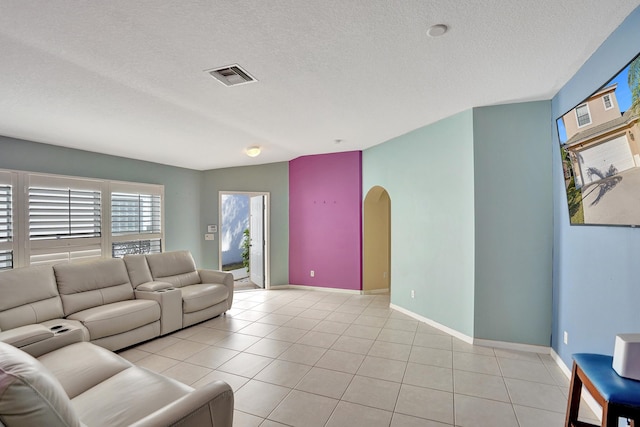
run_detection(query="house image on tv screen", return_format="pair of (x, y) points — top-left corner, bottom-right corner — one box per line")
(561, 84), (640, 189)
(557, 54), (640, 226)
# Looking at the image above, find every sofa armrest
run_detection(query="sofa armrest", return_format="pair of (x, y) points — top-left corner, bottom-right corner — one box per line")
(0, 324), (54, 347)
(135, 289), (182, 335)
(129, 380), (233, 427)
(0, 323), (85, 357)
(135, 281), (174, 292)
(198, 269), (234, 311)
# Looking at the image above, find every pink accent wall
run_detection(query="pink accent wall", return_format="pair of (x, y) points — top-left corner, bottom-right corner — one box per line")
(289, 151), (362, 290)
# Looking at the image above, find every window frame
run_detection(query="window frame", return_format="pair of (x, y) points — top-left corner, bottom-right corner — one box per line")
(575, 103), (592, 128)
(602, 94), (614, 110)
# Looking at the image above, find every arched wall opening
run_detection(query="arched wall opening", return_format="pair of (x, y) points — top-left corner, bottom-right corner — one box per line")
(363, 186), (391, 294)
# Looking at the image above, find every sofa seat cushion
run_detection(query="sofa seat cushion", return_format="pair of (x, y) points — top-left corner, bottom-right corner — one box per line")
(0, 341), (81, 427)
(67, 300), (160, 340)
(181, 284), (229, 314)
(71, 365), (192, 426)
(38, 342), (132, 399)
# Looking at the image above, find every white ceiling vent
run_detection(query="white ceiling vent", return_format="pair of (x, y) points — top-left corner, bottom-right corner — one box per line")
(207, 64), (257, 87)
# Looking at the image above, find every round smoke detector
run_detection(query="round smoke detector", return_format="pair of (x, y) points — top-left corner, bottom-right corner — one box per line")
(427, 24), (448, 38)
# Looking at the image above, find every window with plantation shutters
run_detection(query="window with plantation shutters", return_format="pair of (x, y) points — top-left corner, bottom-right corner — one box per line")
(26, 175), (103, 266)
(111, 193), (161, 236)
(29, 187), (101, 240)
(0, 183), (11, 244)
(0, 169), (164, 268)
(0, 172), (14, 270)
(110, 187), (163, 258)
(0, 250), (12, 270)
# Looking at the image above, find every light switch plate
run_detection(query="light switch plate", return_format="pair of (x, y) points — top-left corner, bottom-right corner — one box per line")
(207, 225), (217, 233)
(204, 233), (215, 241)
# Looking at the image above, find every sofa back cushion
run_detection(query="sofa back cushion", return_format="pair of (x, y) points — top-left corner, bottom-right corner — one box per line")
(122, 254), (153, 287)
(0, 341), (81, 427)
(145, 251), (201, 288)
(54, 258), (134, 317)
(0, 265), (63, 331)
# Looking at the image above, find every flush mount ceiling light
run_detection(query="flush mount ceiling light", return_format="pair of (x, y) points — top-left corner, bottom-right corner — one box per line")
(427, 24), (448, 37)
(245, 146), (261, 157)
(206, 64), (257, 87)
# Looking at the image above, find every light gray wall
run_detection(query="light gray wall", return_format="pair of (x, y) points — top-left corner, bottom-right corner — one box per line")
(0, 135), (204, 263)
(552, 6), (640, 366)
(363, 110), (477, 336)
(201, 162), (289, 285)
(472, 102), (553, 346)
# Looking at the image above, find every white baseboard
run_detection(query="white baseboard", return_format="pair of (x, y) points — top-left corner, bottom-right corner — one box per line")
(389, 305), (557, 356)
(473, 338), (551, 354)
(270, 284), (362, 295)
(389, 304), (474, 344)
(550, 348), (572, 377)
(362, 288), (390, 295)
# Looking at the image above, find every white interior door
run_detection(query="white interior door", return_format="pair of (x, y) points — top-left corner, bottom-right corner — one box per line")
(249, 195), (265, 288)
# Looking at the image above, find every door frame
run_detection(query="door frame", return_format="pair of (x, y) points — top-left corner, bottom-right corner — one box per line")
(249, 194), (265, 288)
(218, 191), (271, 289)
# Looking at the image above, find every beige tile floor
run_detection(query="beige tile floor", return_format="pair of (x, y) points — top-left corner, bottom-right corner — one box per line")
(118, 289), (600, 427)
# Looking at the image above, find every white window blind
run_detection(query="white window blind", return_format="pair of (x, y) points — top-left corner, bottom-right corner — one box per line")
(111, 192), (161, 235)
(110, 185), (163, 258)
(0, 183), (11, 243)
(29, 187), (101, 240)
(0, 172), (15, 270)
(0, 250), (12, 270)
(27, 175), (104, 266)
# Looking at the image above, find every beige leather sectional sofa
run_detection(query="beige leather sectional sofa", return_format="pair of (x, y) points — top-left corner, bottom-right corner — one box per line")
(0, 340), (234, 426)
(0, 250), (235, 426)
(0, 250), (233, 356)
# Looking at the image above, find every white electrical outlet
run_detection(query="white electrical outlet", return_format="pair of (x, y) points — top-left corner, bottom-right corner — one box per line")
(564, 331), (569, 345)
(411, 290), (415, 299)
(310, 270), (315, 277)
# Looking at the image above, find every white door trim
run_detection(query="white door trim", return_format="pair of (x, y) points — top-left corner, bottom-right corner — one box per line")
(218, 191), (270, 289)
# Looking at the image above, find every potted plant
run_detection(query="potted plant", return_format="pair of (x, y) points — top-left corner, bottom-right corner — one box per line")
(241, 228), (250, 273)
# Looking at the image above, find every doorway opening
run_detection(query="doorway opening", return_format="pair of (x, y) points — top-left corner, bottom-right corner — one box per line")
(219, 191), (270, 291)
(363, 186), (391, 294)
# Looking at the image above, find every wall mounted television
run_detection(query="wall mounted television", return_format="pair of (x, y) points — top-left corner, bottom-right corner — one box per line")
(557, 51), (640, 226)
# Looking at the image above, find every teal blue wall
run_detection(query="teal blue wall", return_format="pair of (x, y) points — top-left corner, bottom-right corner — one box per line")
(363, 110), (476, 336)
(201, 163), (289, 285)
(473, 102), (553, 346)
(0, 135), (204, 264)
(552, 6), (640, 366)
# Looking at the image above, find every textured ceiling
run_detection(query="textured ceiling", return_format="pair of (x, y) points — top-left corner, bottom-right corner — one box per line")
(0, 1), (639, 170)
